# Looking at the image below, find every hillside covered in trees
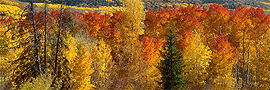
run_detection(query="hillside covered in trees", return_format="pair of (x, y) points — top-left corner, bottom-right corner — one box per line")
(17, 0), (270, 12)
(1, 0), (270, 89)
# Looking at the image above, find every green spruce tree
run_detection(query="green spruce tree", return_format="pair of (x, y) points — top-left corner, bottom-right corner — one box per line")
(158, 26), (188, 90)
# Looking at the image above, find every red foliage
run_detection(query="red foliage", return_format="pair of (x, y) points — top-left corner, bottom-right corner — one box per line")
(144, 4), (204, 39)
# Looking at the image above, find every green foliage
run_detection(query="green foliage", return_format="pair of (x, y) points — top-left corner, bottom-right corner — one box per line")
(158, 26), (188, 90)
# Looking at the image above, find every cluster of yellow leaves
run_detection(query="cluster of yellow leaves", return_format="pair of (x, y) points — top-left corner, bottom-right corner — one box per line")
(19, 73), (53, 90)
(90, 39), (114, 89)
(234, 33), (270, 89)
(93, 6), (123, 15)
(34, 3), (71, 10)
(66, 34), (95, 89)
(208, 35), (238, 89)
(103, 0), (154, 89)
(254, 31), (270, 89)
(0, 0), (19, 6)
(0, 21), (8, 89)
(180, 30), (211, 89)
(0, 4), (25, 19)
(121, 0), (145, 40)
(34, 3), (123, 15)
(1, 21), (26, 85)
(109, 0), (145, 61)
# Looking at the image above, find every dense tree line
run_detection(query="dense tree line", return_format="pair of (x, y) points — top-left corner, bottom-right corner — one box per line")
(18, 0), (122, 7)
(1, 0), (270, 89)
(169, 0), (270, 9)
(16, 0), (270, 12)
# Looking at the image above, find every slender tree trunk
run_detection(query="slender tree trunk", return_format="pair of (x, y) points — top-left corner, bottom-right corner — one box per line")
(53, 1), (63, 87)
(241, 29), (245, 90)
(219, 26), (222, 39)
(55, 0), (63, 75)
(195, 37), (198, 89)
(256, 40), (262, 88)
(234, 48), (240, 89)
(235, 56), (238, 89)
(195, 57), (198, 89)
(30, 1), (42, 74)
(254, 42), (259, 90)
(247, 49), (250, 85)
(44, 0), (47, 72)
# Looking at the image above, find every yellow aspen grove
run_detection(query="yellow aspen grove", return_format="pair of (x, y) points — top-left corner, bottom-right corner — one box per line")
(207, 34), (239, 89)
(179, 30), (212, 89)
(240, 29), (270, 89)
(66, 34), (95, 89)
(3, 18), (27, 89)
(121, 0), (145, 39)
(1, 1), (26, 88)
(19, 73), (53, 90)
(107, 0), (148, 89)
(0, 19), (9, 89)
(254, 36), (270, 89)
(109, 0), (144, 66)
(90, 38), (114, 89)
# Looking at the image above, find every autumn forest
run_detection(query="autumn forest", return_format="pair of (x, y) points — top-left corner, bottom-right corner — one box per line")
(1, 0), (270, 89)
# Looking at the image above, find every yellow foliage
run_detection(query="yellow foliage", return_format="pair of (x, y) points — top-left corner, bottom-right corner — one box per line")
(117, 0), (145, 42)
(1, 21), (26, 86)
(34, 3), (71, 10)
(208, 36), (238, 89)
(0, 22), (9, 89)
(66, 34), (95, 89)
(34, 3), (123, 15)
(239, 30), (270, 89)
(90, 39), (114, 89)
(81, 6), (123, 15)
(105, 0), (148, 89)
(19, 73), (53, 90)
(0, 0), (20, 6)
(0, 4), (25, 19)
(181, 30), (211, 89)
